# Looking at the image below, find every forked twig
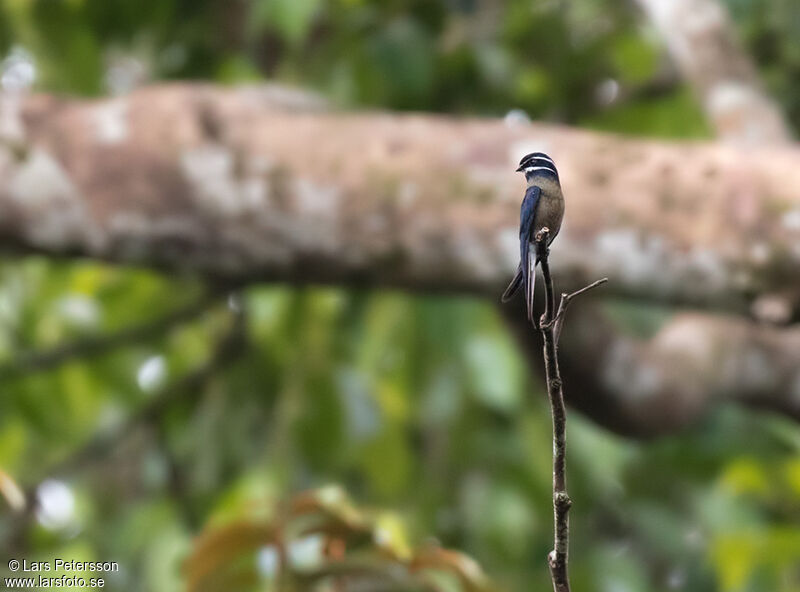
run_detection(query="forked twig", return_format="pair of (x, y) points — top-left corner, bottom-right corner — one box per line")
(533, 228), (607, 592)
(550, 279), (608, 344)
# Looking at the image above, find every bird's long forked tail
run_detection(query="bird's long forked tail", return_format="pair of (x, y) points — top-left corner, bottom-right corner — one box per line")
(501, 264), (522, 303)
(524, 253), (536, 325)
(501, 260), (538, 326)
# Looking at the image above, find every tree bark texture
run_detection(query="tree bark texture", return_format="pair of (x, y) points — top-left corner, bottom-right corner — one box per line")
(2, 83), (800, 434)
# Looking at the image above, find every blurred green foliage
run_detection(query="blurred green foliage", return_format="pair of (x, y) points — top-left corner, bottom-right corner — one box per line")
(727, 0), (800, 136)
(0, 261), (798, 591)
(1, 0), (798, 136)
(0, 0), (711, 136)
(0, 1), (799, 592)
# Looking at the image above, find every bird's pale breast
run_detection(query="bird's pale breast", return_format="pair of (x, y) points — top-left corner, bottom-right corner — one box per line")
(533, 178), (564, 240)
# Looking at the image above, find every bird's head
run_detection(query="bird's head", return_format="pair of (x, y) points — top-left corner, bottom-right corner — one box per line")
(516, 152), (559, 181)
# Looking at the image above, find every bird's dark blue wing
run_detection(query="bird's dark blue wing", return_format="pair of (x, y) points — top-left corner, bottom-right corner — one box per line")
(519, 185), (540, 322)
(501, 185), (540, 317)
(519, 185), (540, 241)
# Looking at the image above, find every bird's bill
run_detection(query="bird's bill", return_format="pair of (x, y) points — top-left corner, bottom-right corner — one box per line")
(515, 165), (524, 172)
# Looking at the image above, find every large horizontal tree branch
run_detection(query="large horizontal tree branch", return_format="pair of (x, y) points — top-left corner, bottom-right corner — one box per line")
(1, 83), (800, 433)
(2, 84), (800, 307)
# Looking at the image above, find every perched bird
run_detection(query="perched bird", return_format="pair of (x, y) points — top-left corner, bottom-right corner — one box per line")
(501, 152), (565, 323)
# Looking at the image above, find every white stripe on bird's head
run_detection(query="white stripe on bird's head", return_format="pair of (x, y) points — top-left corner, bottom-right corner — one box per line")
(530, 154), (555, 165)
(517, 151), (558, 173)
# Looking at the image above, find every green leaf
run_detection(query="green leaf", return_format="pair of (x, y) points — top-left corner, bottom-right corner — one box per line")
(360, 426), (412, 497)
(582, 88), (713, 139)
(251, 0), (322, 45)
(611, 33), (659, 85)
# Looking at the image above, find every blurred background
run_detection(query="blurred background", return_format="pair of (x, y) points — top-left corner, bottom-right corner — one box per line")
(0, 1), (799, 591)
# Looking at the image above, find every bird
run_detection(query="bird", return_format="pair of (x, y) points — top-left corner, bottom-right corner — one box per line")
(501, 152), (565, 324)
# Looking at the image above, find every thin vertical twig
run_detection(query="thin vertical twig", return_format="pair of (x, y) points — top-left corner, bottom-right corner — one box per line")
(534, 228), (607, 592)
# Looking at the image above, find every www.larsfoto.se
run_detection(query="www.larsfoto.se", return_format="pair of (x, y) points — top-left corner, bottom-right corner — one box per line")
(5, 575), (106, 588)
